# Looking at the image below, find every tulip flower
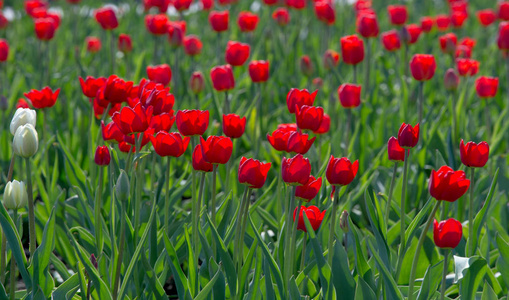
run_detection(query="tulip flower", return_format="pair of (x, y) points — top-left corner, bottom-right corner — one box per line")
(16, 99), (30, 109)
(146, 64), (172, 86)
(25, 0), (48, 17)
(168, 23), (185, 47)
(498, 22), (509, 51)
(387, 136), (405, 162)
(192, 144), (214, 172)
(13, 124), (39, 158)
(24, 86), (60, 109)
(326, 156), (359, 186)
(500, 1), (509, 20)
(295, 105), (323, 131)
(112, 103), (153, 135)
(357, 12), (379, 38)
(101, 121), (124, 143)
(3, 180), (28, 210)
(94, 7), (118, 30)
(145, 14), (169, 35)
(267, 127), (293, 152)
(210, 64), (235, 92)
(248, 60), (269, 83)
(477, 9), (496, 26)
(420, 16), (434, 32)
(190, 71), (205, 94)
(475, 76), (499, 98)
(428, 166), (470, 202)
(433, 219), (462, 249)
(237, 11), (259, 32)
(323, 50), (340, 70)
(10, 108), (37, 135)
(435, 15), (451, 31)
(402, 24), (421, 45)
(238, 157), (271, 189)
(103, 75), (133, 104)
(272, 8), (290, 26)
(287, 131), (315, 154)
(313, 114), (330, 134)
(150, 132), (190, 157)
(410, 54), (436, 82)
(381, 30), (401, 51)
(94, 146), (111, 166)
(200, 136), (233, 165)
(200, 0), (213, 10)
(118, 33), (133, 53)
(86, 37), (102, 53)
(172, 0), (192, 11)
(387, 5), (407, 25)
(295, 176), (322, 202)
(338, 83), (361, 108)
(293, 205), (325, 232)
(398, 123), (419, 149)
(34, 18), (57, 41)
(286, 0), (305, 9)
(183, 35), (203, 56)
(444, 68), (460, 91)
(340, 35), (364, 66)
(209, 10), (229, 32)
(223, 114), (246, 139)
(299, 55), (313, 77)
(79, 76), (106, 98)
(460, 140), (489, 168)
(314, 1), (335, 25)
(282, 154), (311, 186)
(286, 88), (318, 114)
(456, 58), (479, 77)
(439, 33), (457, 54)
(451, 11), (467, 28)
(176, 109), (209, 136)
(225, 41), (250, 66)
(0, 39), (8, 62)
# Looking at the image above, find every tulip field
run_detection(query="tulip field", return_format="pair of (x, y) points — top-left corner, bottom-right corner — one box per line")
(1, 0), (509, 299)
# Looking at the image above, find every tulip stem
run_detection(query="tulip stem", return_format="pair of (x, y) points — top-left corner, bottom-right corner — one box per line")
(352, 64), (357, 84)
(289, 197), (303, 275)
(193, 172), (206, 267)
(224, 91), (230, 115)
(467, 167), (475, 256)
(484, 101), (491, 141)
(112, 202), (126, 300)
(234, 186), (249, 271)
(109, 31), (115, 74)
(384, 162), (399, 230)
(95, 166), (104, 257)
(133, 133), (144, 244)
(9, 209), (17, 300)
(165, 157), (171, 232)
(440, 249), (450, 300)
(395, 149), (409, 280)
(284, 186), (299, 286)
(211, 164), (218, 226)
(418, 81), (424, 126)
(0, 231), (5, 285)
(25, 158), (36, 260)
(328, 186), (340, 266)
(408, 201), (441, 300)
(237, 188), (252, 277)
(7, 155), (15, 182)
(300, 233), (307, 271)
(364, 38), (371, 97)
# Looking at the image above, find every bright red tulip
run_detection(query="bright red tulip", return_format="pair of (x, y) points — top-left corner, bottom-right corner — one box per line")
(429, 166), (470, 202)
(295, 176), (322, 201)
(200, 135), (233, 164)
(444, 68), (460, 91)
(439, 33), (457, 54)
(286, 0), (305, 9)
(267, 126), (294, 152)
(295, 105), (324, 131)
(225, 41), (250, 66)
(477, 9), (496, 26)
(326, 156), (359, 186)
(499, 1), (509, 20)
(201, 0), (213, 10)
(402, 24), (421, 44)
(286, 88), (318, 114)
(293, 206), (326, 232)
(34, 18), (56, 41)
(341, 35), (364, 65)
(451, 11), (468, 29)
(313, 114), (330, 134)
(0, 39), (9, 62)
(112, 103), (153, 135)
(172, 0), (192, 11)
(273, 8), (290, 26)
(150, 131), (190, 157)
(25, 0), (48, 18)
(93, 101), (121, 120)
(248, 60), (269, 83)
(238, 157), (271, 189)
(263, 0), (278, 5)
(176, 110), (209, 136)
(144, 0), (170, 13)
(24, 87), (60, 109)
(456, 58), (479, 77)
(388, 136), (405, 162)
(323, 50), (340, 70)
(435, 15), (451, 31)
(223, 114), (246, 139)
(433, 219), (462, 249)
(94, 146), (111, 166)
(145, 14), (169, 35)
(475, 76), (499, 98)
(282, 154), (311, 186)
(101, 121), (124, 143)
(498, 22), (509, 50)
(455, 45), (471, 58)
(190, 71), (205, 94)
(94, 7), (118, 30)
(398, 123), (419, 149)
(314, 1), (335, 25)
(287, 131), (315, 154)
(410, 54), (436, 81)
(16, 99), (30, 109)
(86, 36), (101, 53)
(147, 64), (172, 86)
(209, 10), (229, 32)
(103, 75), (133, 104)
(420, 16), (434, 32)
(79, 76), (106, 98)
(459, 37), (476, 49)
(387, 5), (407, 25)
(460, 140), (489, 168)
(210, 64), (235, 91)
(183, 35), (203, 56)
(193, 144), (214, 172)
(338, 83), (361, 108)
(357, 12), (379, 38)
(381, 30), (401, 51)
(238, 11), (259, 32)
(118, 34), (133, 53)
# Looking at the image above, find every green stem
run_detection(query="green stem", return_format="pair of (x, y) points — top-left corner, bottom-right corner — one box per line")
(165, 157), (171, 232)
(353, 64), (357, 84)
(110, 31), (115, 74)
(484, 101), (491, 141)
(0, 231), (5, 285)
(133, 133), (144, 244)
(224, 91), (230, 115)
(450, 93), (457, 143)
(467, 167), (475, 256)
(211, 165), (218, 226)
(26, 158), (36, 259)
(193, 170), (205, 267)
(384, 162), (399, 230)
(234, 186), (249, 271)
(328, 186), (340, 266)
(289, 196), (303, 275)
(395, 149), (410, 279)
(364, 38), (371, 97)
(283, 185), (295, 287)
(299, 233), (307, 271)
(9, 209), (17, 300)
(238, 188), (252, 274)
(112, 203), (126, 300)
(440, 249), (450, 300)
(418, 81), (424, 126)
(95, 167), (104, 256)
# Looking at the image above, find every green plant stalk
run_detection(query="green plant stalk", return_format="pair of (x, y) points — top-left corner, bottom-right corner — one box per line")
(194, 172), (206, 264)
(109, 31), (115, 74)
(26, 158), (36, 259)
(440, 249), (450, 300)
(395, 149), (410, 279)
(211, 164), (218, 226)
(408, 201), (441, 300)
(234, 186), (249, 271)
(384, 162), (399, 229)
(224, 91), (230, 115)
(364, 38), (371, 97)
(289, 196), (303, 275)
(450, 92), (457, 142)
(165, 157), (171, 232)
(133, 133), (144, 244)
(1, 155), (16, 284)
(9, 209), (17, 300)
(95, 166), (104, 256)
(484, 101), (491, 141)
(418, 81), (424, 126)
(225, 141), (233, 194)
(283, 185), (294, 288)
(327, 187), (340, 266)
(299, 233), (307, 271)
(353, 64), (357, 84)
(42, 110), (51, 196)
(112, 202), (126, 300)
(467, 167), (475, 256)
(237, 188), (252, 288)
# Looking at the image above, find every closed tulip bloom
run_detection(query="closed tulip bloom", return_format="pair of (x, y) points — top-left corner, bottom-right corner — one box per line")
(145, 14), (169, 35)
(263, 0), (278, 5)
(444, 68), (460, 91)
(435, 15), (451, 31)
(223, 114), (246, 139)
(16, 99), (30, 109)
(357, 12), (379, 38)
(118, 34), (133, 53)
(429, 166), (470, 202)
(293, 206), (326, 232)
(326, 156), (359, 186)
(455, 45), (471, 58)
(313, 114), (330, 134)
(150, 131), (190, 157)
(460, 140), (489, 168)
(299, 55), (313, 77)
(286, 88), (318, 114)
(402, 24), (421, 45)
(475, 76), (499, 98)
(94, 146), (111, 166)
(387, 5), (407, 25)
(381, 30), (401, 51)
(282, 154), (311, 186)
(287, 131), (315, 154)
(190, 71), (205, 94)
(387, 136), (405, 162)
(193, 145), (214, 172)
(295, 176), (322, 201)
(34, 18), (56, 41)
(314, 1), (335, 25)
(272, 8), (290, 26)
(398, 123), (419, 148)
(10, 108), (37, 135)
(296, 105), (324, 131)
(433, 219), (462, 249)
(238, 157), (271, 189)
(176, 109), (209, 136)
(410, 54), (436, 81)
(459, 37), (476, 49)
(13, 124), (39, 158)
(183, 35), (203, 56)
(439, 33), (457, 54)
(238, 11), (259, 32)
(248, 60), (269, 83)
(499, 1), (509, 20)
(456, 58), (479, 77)
(201, 0), (213, 10)
(267, 127), (293, 152)
(0, 39), (9, 62)
(498, 22), (509, 50)
(451, 11), (467, 29)
(323, 50), (340, 70)
(341, 35), (364, 65)
(210, 64), (235, 91)
(172, 0), (192, 11)
(86, 36), (102, 53)
(24, 86), (60, 109)
(147, 64), (172, 86)
(3, 180), (28, 210)
(209, 10), (229, 32)
(225, 41), (250, 66)
(103, 75), (133, 104)
(200, 136), (232, 164)
(94, 7), (118, 30)
(477, 9), (496, 26)
(25, 0), (47, 17)
(168, 23), (185, 47)
(286, 0), (305, 9)
(420, 16), (434, 32)
(338, 83), (361, 108)
(79, 76), (107, 98)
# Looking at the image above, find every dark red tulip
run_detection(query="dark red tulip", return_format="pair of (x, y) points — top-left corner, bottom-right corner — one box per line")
(475, 76), (499, 98)
(118, 34), (133, 53)
(24, 87), (60, 109)
(0, 13), (9, 29)
(144, 0), (170, 13)
(388, 136), (405, 162)
(338, 83), (361, 108)
(429, 166), (470, 202)
(451, 11), (467, 28)
(267, 126), (294, 152)
(420, 16), (434, 32)
(34, 18), (56, 41)
(200, 135), (233, 164)
(287, 131), (315, 154)
(293, 206), (326, 232)
(201, 0), (213, 10)
(112, 103), (153, 135)
(150, 131), (190, 157)
(86, 37), (101, 53)
(295, 176), (322, 202)
(402, 24), (421, 45)
(313, 114), (330, 134)
(223, 114), (246, 139)
(94, 7), (118, 30)
(168, 23), (185, 47)
(147, 64), (172, 86)
(145, 14), (169, 35)
(433, 219), (462, 249)
(248, 60), (269, 83)
(499, 1), (509, 20)
(286, 0), (305, 9)
(354, 0), (372, 12)
(357, 11), (379, 38)
(238, 157), (271, 189)
(183, 35), (203, 56)
(225, 41), (250, 66)
(0, 39), (9, 62)
(101, 121), (124, 143)
(238, 11), (259, 32)
(263, 0), (278, 5)
(326, 156), (359, 186)
(79, 76), (106, 98)
(94, 146), (111, 166)
(299, 55), (313, 77)
(439, 33), (457, 54)
(282, 154), (311, 186)
(273, 8), (290, 26)
(190, 71), (205, 94)
(435, 15), (451, 31)
(172, 0), (192, 11)
(209, 10), (229, 32)
(323, 50), (340, 70)
(460, 140), (489, 168)
(455, 45), (471, 58)
(498, 22), (509, 50)
(93, 101), (121, 119)
(341, 35), (364, 65)
(459, 37), (476, 49)
(210, 64), (235, 91)
(477, 9), (496, 26)
(295, 105), (324, 131)
(286, 88), (318, 114)
(456, 58), (479, 77)
(444, 68), (460, 91)
(398, 123), (419, 149)
(381, 30), (401, 51)
(25, 0), (48, 18)
(104, 75), (133, 104)
(176, 109), (209, 136)
(314, 1), (335, 25)
(193, 144), (214, 172)
(387, 5), (407, 25)
(410, 54), (436, 81)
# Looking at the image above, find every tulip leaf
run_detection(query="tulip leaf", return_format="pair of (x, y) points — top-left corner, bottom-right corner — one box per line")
(349, 217), (375, 289)
(163, 233), (191, 300)
(331, 241), (356, 299)
(194, 268), (222, 300)
(367, 239), (403, 300)
(208, 258), (226, 300)
(481, 281), (498, 300)
(416, 260), (443, 300)
(354, 276), (376, 300)
(51, 273), (80, 299)
(364, 187), (390, 271)
(405, 196), (433, 245)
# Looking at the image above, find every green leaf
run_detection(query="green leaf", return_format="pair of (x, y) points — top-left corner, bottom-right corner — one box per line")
(52, 274), (80, 299)
(331, 241), (356, 299)
(355, 276), (376, 300)
(364, 188), (390, 271)
(162, 233), (191, 300)
(289, 276), (301, 300)
(416, 260), (443, 300)
(208, 258), (226, 300)
(367, 239), (403, 300)
(140, 253), (168, 300)
(454, 255), (487, 299)
(405, 197), (433, 244)
(349, 218), (375, 289)
(194, 268), (222, 300)
(481, 281), (498, 300)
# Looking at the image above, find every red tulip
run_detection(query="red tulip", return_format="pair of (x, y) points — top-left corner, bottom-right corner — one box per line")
(225, 41), (250, 66)
(103, 75), (133, 104)
(459, 37), (476, 49)
(145, 14), (169, 35)
(0, 13), (9, 29)
(381, 30), (401, 51)
(477, 9), (496, 26)
(314, 1), (335, 25)
(295, 176), (322, 201)
(25, 0), (48, 18)
(210, 64), (235, 91)
(201, 0), (213, 10)
(410, 54), (436, 81)
(193, 144), (214, 172)
(34, 18), (56, 41)
(282, 154), (311, 186)
(420, 16), (434, 32)
(172, 0), (192, 11)
(456, 58), (479, 77)
(499, 1), (509, 20)
(238, 11), (259, 32)
(387, 5), (407, 25)
(295, 105), (324, 131)
(24, 87), (60, 109)
(183, 35), (203, 56)
(293, 206), (326, 232)
(475, 76), (499, 98)
(267, 126), (294, 152)
(297, 55), (312, 77)
(86, 36), (101, 53)
(460, 140), (489, 168)
(433, 219), (462, 249)
(209, 10), (229, 32)
(388, 136), (405, 162)
(435, 15), (451, 31)
(286, 0), (305, 9)
(101, 121), (124, 143)
(176, 109), (209, 136)
(397, 123), (419, 149)
(273, 8), (290, 26)
(263, 0), (278, 5)
(248, 60), (269, 83)
(94, 146), (111, 166)
(190, 71), (205, 94)
(429, 166), (470, 202)
(455, 45), (471, 58)
(16, 99), (30, 109)
(150, 131), (190, 157)
(313, 114), (330, 134)
(168, 23), (185, 47)
(323, 50), (340, 69)
(402, 24), (421, 45)
(357, 12), (379, 38)
(498, 22), (509, 50)
(94, 101), (121, 120)
(326, 156), (359, 186)
(451, 11), (467, 28)
(94, 7), (118, 30)
(439, 33), (457, 54)
(147, 64), (172, 86)
(118, 34), (133, 53)
(79, 76), (106, 98)
(287, 131), (315, 154)
(0, 39), (9, 62)
(341, 35), (364, 65)
(112, 103), (153, 135)
(338, 83), (361, 108)
(144, 0), (170, 13)
(444, 68), (460, 91)
(223, 114), (246, 139)
(200, 135), (233, 164)
(286, 88), (318, 114)
(238, 157), (271, 189)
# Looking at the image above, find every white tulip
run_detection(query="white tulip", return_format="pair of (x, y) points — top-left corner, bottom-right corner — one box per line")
(13, 124), (39, 158)
(10, 108), (37, 135)
(3, 180), (28, 210)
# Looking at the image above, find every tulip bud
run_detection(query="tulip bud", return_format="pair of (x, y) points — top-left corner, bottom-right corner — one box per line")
(299, 55), (313, 77)
(94, 146), (111, 166)
(3, 180), (28, 210)
(90, 253), (98, 269)
(444, 68), (460, 91)
(0, 95), (7, 111)
(312, 77), (323, 89)
(10, 108), (37, 135)
(190, 71), (204, 94)
(339, 210), (349, 233)
(115, 170), (130, 202)
(13, 124), (39, 158)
